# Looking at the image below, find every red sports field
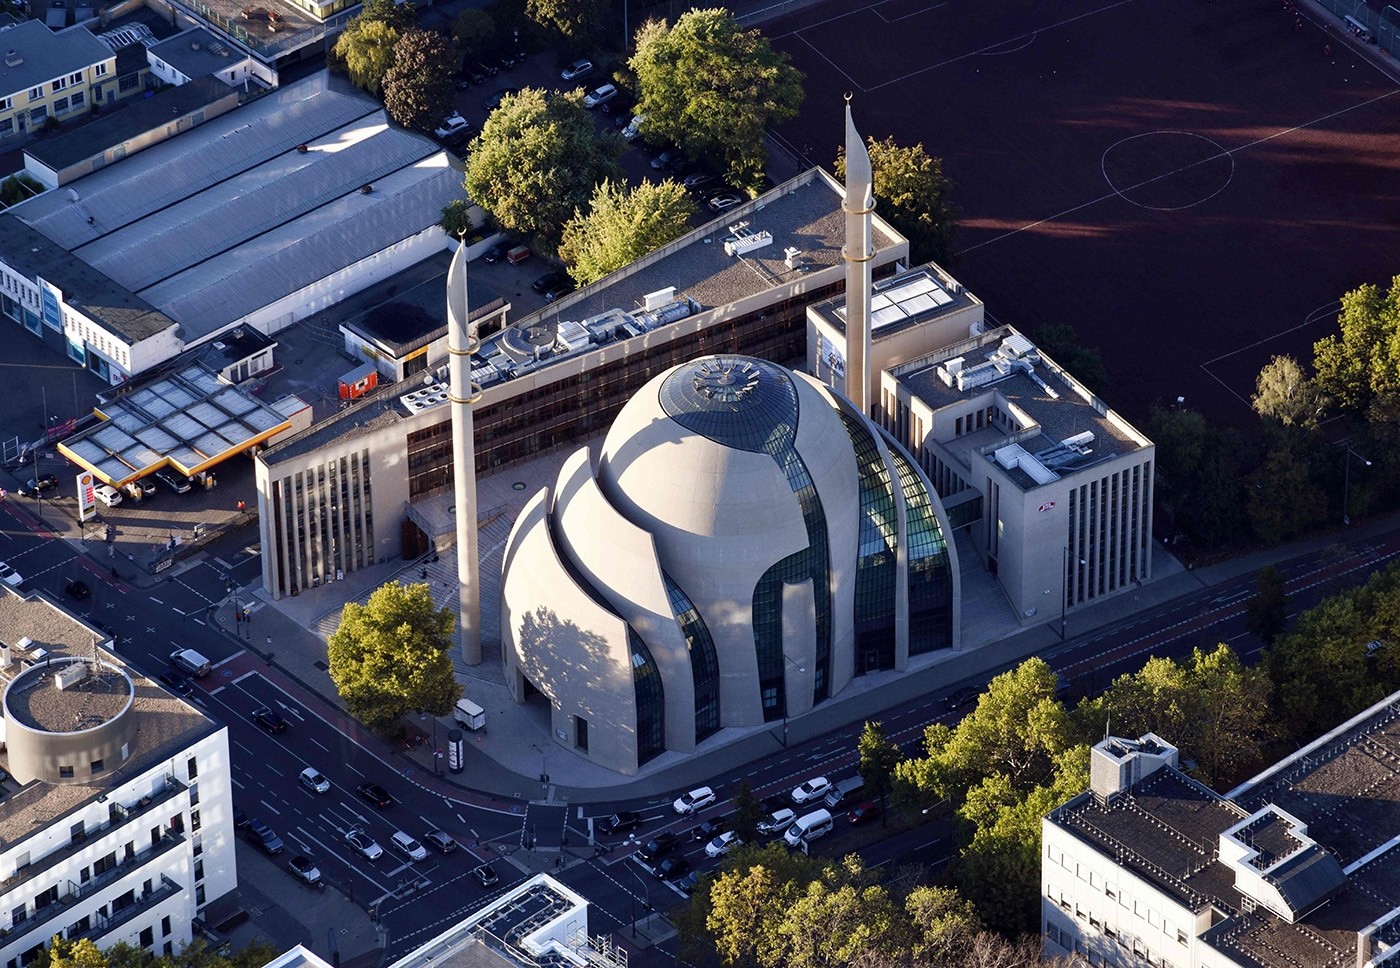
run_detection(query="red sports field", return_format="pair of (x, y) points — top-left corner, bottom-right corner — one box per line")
(769, 0), (1400, 422)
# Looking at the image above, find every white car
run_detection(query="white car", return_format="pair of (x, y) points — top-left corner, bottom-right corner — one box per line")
(298, 767), (331, 794)
(757, 807), (795, 835)
(434, 113), (470, 139)
(704, 831), (741, 858)
(560, 58), (592, 81)
(791, 776), (831, 805)
(93, 483), (122, 507)
(582, 83), (617, 109)
(345, 828), (384, 860)
(0, 562), (21, 587)
(673, 785), (716, 815)
(391, 830), (428, 861)
(621, 113), (646, 141)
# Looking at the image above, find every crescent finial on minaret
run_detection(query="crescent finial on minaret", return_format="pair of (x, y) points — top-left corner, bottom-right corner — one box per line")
(447, 234), (469, 335)
(844, 101), (874, 212)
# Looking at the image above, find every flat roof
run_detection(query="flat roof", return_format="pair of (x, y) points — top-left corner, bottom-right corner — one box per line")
(0, 213), (176, 343)
(809, 263), (978, 339)
(25, 75), (236, 172)
(148, 27), (243, 79)
(343, 256), (506, 357)
(0, 588), (218, 849)
(893, 327), (1147, 489)
(0, 21), (112, 99)
(60, 363), (299, 484)
(1051, 691), (1400, 968)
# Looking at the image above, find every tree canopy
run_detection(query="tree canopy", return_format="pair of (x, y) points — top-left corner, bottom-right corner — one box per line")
(525, 0), (605, 41)
(452, 8), (496, 59)
(558, 178), (695, 284)
(1313, 275), (1400, 414)
(383, 28), (458, 133)
(630, 9), (803, 190)
(1253, 354), (1325, 427)
(836, 137), (956, 268)
(328, 581), (461, 734)
(465, 87), (623, 240)
(1246, 564), (1290, 645)
(857, 720), (902, 824)
(333, 17), (400, 94)
(38, 939), (278, 968)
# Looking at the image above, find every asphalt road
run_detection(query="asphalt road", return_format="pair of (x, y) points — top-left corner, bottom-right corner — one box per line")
(2, 491), (1397, 966)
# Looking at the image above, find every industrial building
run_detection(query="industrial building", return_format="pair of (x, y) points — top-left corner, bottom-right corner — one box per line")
(1043, 694), (1400, 968)
(0, 588), (236, 965)
(1, 73), (466, 385)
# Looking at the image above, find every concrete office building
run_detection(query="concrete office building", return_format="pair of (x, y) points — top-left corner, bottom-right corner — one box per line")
(0, 588), (236, 966)
(1, 74), (464, 385)
(1043, 693), (1400, 968)
(811, 268), (1154, 628)
(499, 355), (959, 775)
(255, 167), (910, 598)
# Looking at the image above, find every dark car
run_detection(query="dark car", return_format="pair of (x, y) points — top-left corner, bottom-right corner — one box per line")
(157, 671), (194, 696)
(425, 830), (458, 854)
(674, 868), (701, 895)
(64, 579), (90, 600)
(475, 60), (499, 77)
(454, 73), (479, 90)
(246, 819), (285, 855)
(944, 686), (980, 711)
(638, 833), (678, 865)
(493, 51), (516, 70)
(482, 240), (511, 263)
(473, 863), (499, 887)
(233, 805), (252, 829)
(846, 801), (882, 826)
(650, 149), (683, 171)
(542, 278), (575, 302)
(252, 706), (287, 734)
(692, 814), (729, 841)
(532, 270), (569, 294)
(356, 782), (394, 808)
(482, 87), (520, 111)
(682, 172), (718, 194)
(18, 474), (58, 497)
(655, 856), (692, 881)
(596, 811), (642, 835)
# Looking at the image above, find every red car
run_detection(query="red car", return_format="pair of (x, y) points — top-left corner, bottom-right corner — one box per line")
(847, 801), (882, 826)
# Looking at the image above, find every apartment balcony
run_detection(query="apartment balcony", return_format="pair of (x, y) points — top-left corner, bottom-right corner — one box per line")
(2, 775), (185, 896)
(3, 833), (185, 946)
(70, 873), (183, 946)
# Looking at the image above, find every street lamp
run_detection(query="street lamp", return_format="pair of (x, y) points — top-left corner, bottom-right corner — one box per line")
(532, 743), (549, 783)
(1060, 546), (1088, 641)
(624, 835), (651, 938)
(1343, 448), (1372, 525)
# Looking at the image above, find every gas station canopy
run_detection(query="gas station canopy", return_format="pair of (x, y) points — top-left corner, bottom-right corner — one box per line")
(59, 365), (303, 487)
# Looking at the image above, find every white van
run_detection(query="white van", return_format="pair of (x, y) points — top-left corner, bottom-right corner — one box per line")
(453, 698), (486, 730)
(784, 808), (833, 848)
(170, 647), (212, 678)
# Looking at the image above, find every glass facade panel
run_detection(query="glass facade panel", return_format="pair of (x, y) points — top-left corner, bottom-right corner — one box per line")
(663, 572), (720, 743)
(889, 444), (953, 655)
(629, 631), (665, 765)
(837, 409), (898, 673)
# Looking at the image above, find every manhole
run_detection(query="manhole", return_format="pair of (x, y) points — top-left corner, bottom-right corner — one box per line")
(512, 482), (526, 491)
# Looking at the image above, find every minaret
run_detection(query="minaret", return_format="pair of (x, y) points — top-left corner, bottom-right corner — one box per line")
(447, 237), (482, 665)
(842, 96), (875, 416)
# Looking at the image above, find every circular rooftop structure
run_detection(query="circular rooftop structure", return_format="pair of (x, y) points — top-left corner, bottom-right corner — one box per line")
(657, 356), (798, 453)
(3, 658), (137, 784)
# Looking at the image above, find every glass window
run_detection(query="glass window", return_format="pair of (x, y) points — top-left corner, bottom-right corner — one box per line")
(837, 408), (898, 672)
(888, 441), (953, 656)
(664, 572), (720, 742)
(629, 632), (665, 765)
(70, 90), (84, 108)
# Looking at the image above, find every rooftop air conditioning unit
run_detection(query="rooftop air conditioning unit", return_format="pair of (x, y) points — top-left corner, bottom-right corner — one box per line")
(55, 663), (89, 691)
(784, 246), (804, 269)
(724, 230), (772, 257)
(642, 287), (676, 311)
(213, 341), (227, 351)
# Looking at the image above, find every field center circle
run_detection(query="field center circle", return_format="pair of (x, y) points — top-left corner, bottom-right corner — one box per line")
(1101, 131), (1235, 211)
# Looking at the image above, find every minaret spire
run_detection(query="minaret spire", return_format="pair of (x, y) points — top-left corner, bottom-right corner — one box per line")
(842, 95), (875, 416)
(447, 236), (482, 665)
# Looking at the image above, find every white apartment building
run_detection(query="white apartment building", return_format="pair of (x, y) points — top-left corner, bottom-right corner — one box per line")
(1043, 694), (1400, 968)
(0, 589), (235, 967)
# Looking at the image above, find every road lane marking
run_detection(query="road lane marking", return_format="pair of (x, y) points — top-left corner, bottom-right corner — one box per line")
(261, 800), (281, 815)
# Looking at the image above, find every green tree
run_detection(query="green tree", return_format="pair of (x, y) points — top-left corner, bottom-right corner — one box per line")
(465, 88), (623, 240)
(779, 876), (907, 968)
(630, 9), (803, 190)
(333, 18), (400, 94)
(383, 28), (458, 133)
(525, 0), (605, 40)
(38, 938), (109, 968)
(328, 581), (461, 734)
(558, 179), (695, 285)
(1247, 433), (1327, 545)
(1313, 276), (1400, 414)
(1028, 321), (1109, 396)
(856, 720), (902, 826)
(1253, 354), (1325, 427)
(439, 199), (474, 238)
(835, 137), (956, 268)
(358, 0), (416, 30)
(731, 778), (764, 845)
(904, 885), (982, 965)
(452, 8), (496, 59)
(1247, 564), (1290, 645)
